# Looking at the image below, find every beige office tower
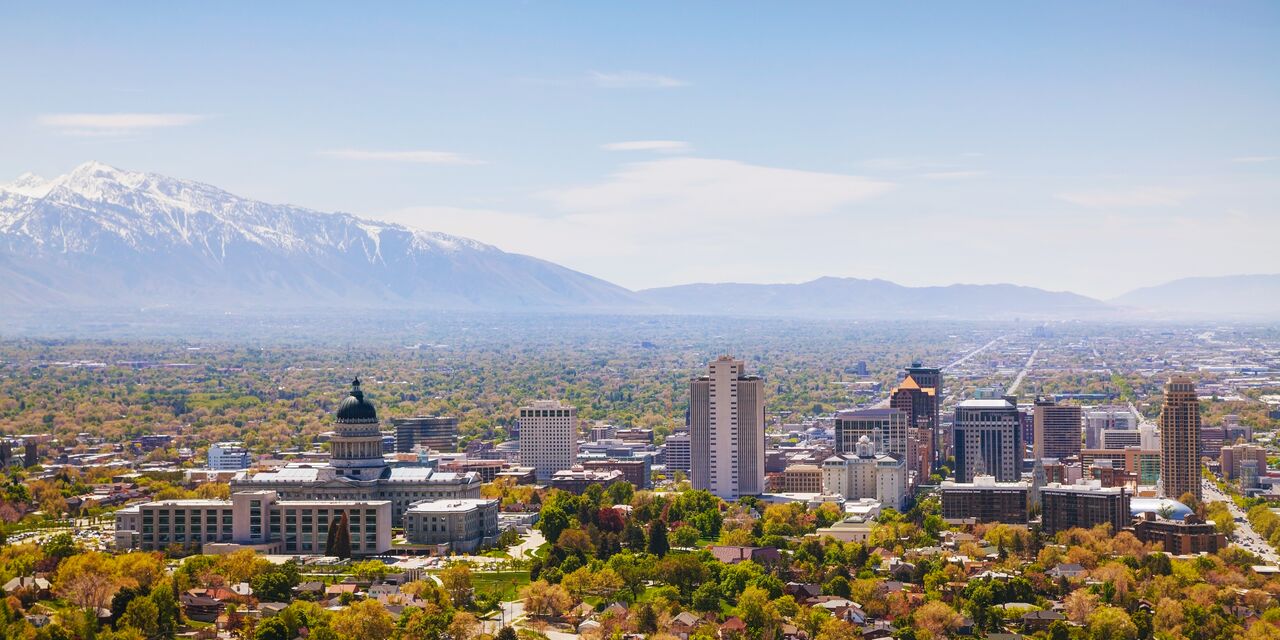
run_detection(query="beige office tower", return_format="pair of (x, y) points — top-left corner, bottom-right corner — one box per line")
(690, 356), (765, 499)
(1159, 376), (1201, 502)
(1032, 397), (1082, 462)
(518, 400), (579, 482)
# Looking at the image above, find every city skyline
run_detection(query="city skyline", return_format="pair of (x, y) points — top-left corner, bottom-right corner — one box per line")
(2, 3), (1277, 298)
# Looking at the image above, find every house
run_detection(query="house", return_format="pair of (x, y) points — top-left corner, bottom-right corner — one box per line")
(24, 614), (51, 628)
(326, 583), (360, 598)
(1020, 609), (1064, 631)
(1046, 563), (1086, 580)
(670, 612), (703, 640)
(710, 546), (783, 566)
(720, 617), (748, 639)
(860, 621), (895, 639)
(785, 582), (822, 600)
(181, 592), (225, 623)
(259, 602), (289, 617)
(3, 576), (52, 596)
(294, 581), (325, 598)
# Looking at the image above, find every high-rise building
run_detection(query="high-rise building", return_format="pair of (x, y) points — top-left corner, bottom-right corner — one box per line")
(940, 475), (1029, 524)
(690, 356), (765, 499)
(518, 400), (578, 482)
(392, 416), (458, 453)
(1033, 397), (1081, 462)
(954, 398), (1021, 483)
(834, 408), (914, 486)
(1159, 376), (1201, 501)
(890, 362), (942, 476)
(1084, 407), (1134, 449)
(1040, 479), (1130, 536)
(664, 431), (692, 474)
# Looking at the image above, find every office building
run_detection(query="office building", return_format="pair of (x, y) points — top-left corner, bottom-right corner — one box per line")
(549, 467), (624, 493)
(690, 356), (765, 500)
(954, 398), (1022, 483)
(1040, 480), (1130, 536)
(775, 464), (824, 494)
(583, 458), (651, 489)
(114, 490), (392, 556)
(1160, 376), (1201, 501)
(665, 431), (691, 474)
(1101, 429), (1141, 450)
(207, 442), (252, 471)
(1033, 398), (1081, 462)
(834, 408), (914, 486)
(392, 416), (458, 453)
(518, 400), (579, 482)
(1221, 443), (1266, 481)
(821, 435), (908, 510)
(403, 498), (499, 552)
(891, 363), (942, 472)
(231, 379), (481, 526)
(1084, 408), (1134, 449)
(940, 475), (1029, 524)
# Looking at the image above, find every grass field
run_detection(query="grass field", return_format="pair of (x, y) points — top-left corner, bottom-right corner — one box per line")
(471, 570), (531, 601)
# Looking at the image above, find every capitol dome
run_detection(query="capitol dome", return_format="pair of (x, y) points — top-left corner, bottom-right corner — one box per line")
(336, 377), (378, 423)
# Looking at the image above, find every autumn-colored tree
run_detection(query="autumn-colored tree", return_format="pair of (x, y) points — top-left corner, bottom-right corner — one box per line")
(913, 601), (962, 640)
(329, 599), (394, 640)
(439, 564), (474, 607)
(521, 580), (575, 618)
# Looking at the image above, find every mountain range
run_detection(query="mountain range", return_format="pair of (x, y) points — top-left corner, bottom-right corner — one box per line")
(0, 162), (1275, 320)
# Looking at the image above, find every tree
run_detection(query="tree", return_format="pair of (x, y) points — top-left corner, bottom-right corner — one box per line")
(255, 617), (291, 640)
(447, 611), (479, 640)
(539, 503), (572, 544)
(913, 601), (962, 639)
(352, 560), (389, 583)
(497, 627), (518, 640)
(329, 599), (394, 640)
(822, 576), (850, 598)
(521, 580), (575, 618)
(218, 549), (265, 585)
(1087, 605), (1138, 640)
(251, 564), (300, 602)
(149, 580), (182, 638)
(692, 582), (722, 612)
(440, 564), (474, 607)
(120, 596), (160, 640)
(671, 523), (701, 548)
(738, 585), (782, 640)
(648, 519), (670, 557)
(815, 618), (857, 640)
(1064, 588), (1099, 624)
(624, 520), (647, 551)
(43, 532), (79, 559)
(636, 602), (659, 634)
(326, 512), (352, 559)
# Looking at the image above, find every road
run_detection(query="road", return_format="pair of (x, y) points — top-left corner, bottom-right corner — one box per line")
(870, 334), (1008, 408)
(1202, 479), (1280, 564)
(1005, 346), (1039, 395)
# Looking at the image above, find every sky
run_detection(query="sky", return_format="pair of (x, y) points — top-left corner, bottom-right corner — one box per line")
(1, 2), (1277, 299)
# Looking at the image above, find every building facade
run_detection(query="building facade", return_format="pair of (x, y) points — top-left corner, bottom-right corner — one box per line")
(665, 431), (692, 474)
(834, 408), (914, 487)
(403, 498), (500, 552)
(1032, 398), (1081, 462)
(518, 400), (579, 482)
(114, 490), (392, 556)
(207, 442), (251, 471)
(821, 436), (908, 510)
(1040, 480), (1130, 535)
(393, 416), (459, 453)
(890, 363), (942, 472)
(775, 464), (823, 494)
(940, 475), (1029, 524)
(690, 356), (765, 500)
(1132, 513), (1225, 554)
(1160, 376), (1201, 501)
(954, 398), (1022, 483)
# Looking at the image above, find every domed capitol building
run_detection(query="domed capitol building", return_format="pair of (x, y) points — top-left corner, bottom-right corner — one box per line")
(231, 378), (482, 525)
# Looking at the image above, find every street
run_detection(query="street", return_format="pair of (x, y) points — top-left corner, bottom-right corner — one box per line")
(1202, 479), (1280, 565)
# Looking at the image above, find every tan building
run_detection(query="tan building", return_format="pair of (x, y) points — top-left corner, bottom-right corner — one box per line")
(1132, 512), (1225, 554)
(1160, 376), (1201, 501)
(519, 400), (579, 482)
(1033, 397), (1081, 462)
(835, 408), (915, 487)
(775, 464), (823, 493)
(114, 490), (392, 556)
(821, 435), (908, 510)
(690, 356), (765, 500)
(403, 498), (500, 552)
(1221, 443), (1266, 481)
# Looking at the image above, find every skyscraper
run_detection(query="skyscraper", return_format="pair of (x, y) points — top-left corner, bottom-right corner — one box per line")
(690, 355), (765, 499)
(1032, 397), (1082, 462)
(1159, 376), (1201, 501)
(890, 362), (942, 476)
(953, 398), (1021, 483)
(518, 400), (579, 482)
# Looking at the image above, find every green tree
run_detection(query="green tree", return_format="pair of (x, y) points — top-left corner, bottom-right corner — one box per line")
(255, 617), (291, 640)
(121, 596), (160, 640)
(1087, 606), (1138, 640)
(539, 503), (572, 544)
(647, 519), (670, 557)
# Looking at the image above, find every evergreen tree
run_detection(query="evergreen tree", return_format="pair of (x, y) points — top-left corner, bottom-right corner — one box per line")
(623, 520), (647, 551)
(327, 512), (352, 559)
(647, 519), (670, 557)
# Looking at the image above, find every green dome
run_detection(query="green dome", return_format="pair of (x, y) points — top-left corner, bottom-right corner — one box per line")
(336, 377), (377, 423)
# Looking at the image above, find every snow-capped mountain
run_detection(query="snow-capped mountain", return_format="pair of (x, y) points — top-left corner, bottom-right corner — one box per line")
(0, 162), (646, 311)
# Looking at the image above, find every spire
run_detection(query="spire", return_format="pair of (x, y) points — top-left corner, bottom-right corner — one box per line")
(351, 376), (363, 399)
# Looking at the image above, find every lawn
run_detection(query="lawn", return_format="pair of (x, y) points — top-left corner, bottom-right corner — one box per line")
(471, 570), (531, 602)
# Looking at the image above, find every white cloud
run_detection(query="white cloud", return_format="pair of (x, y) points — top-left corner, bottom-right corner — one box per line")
(588, 71), (688, 89)
(317, 149), (484, 165)
(600, 140), (691, 153)
(1056, 186), (1193, 208)
(38, 113), (206, 136)
(542, 157), (893, 221)
(1231, 156), (1278, 164)
(920, 170), (987, 180)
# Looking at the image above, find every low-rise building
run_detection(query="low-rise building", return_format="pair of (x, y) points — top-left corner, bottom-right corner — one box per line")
(549, 467), (624, 493)
(940, 474), (1028, 524)
(1131, 513), (1226, 554)
(403, 498), (500, 552)
(114, 490), (392, 556)
(208, 442), (252, 471)
(775, 464), (823, 494)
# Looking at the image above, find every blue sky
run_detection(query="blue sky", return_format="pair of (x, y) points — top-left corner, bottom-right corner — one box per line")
(2, 2), (1277, 298)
